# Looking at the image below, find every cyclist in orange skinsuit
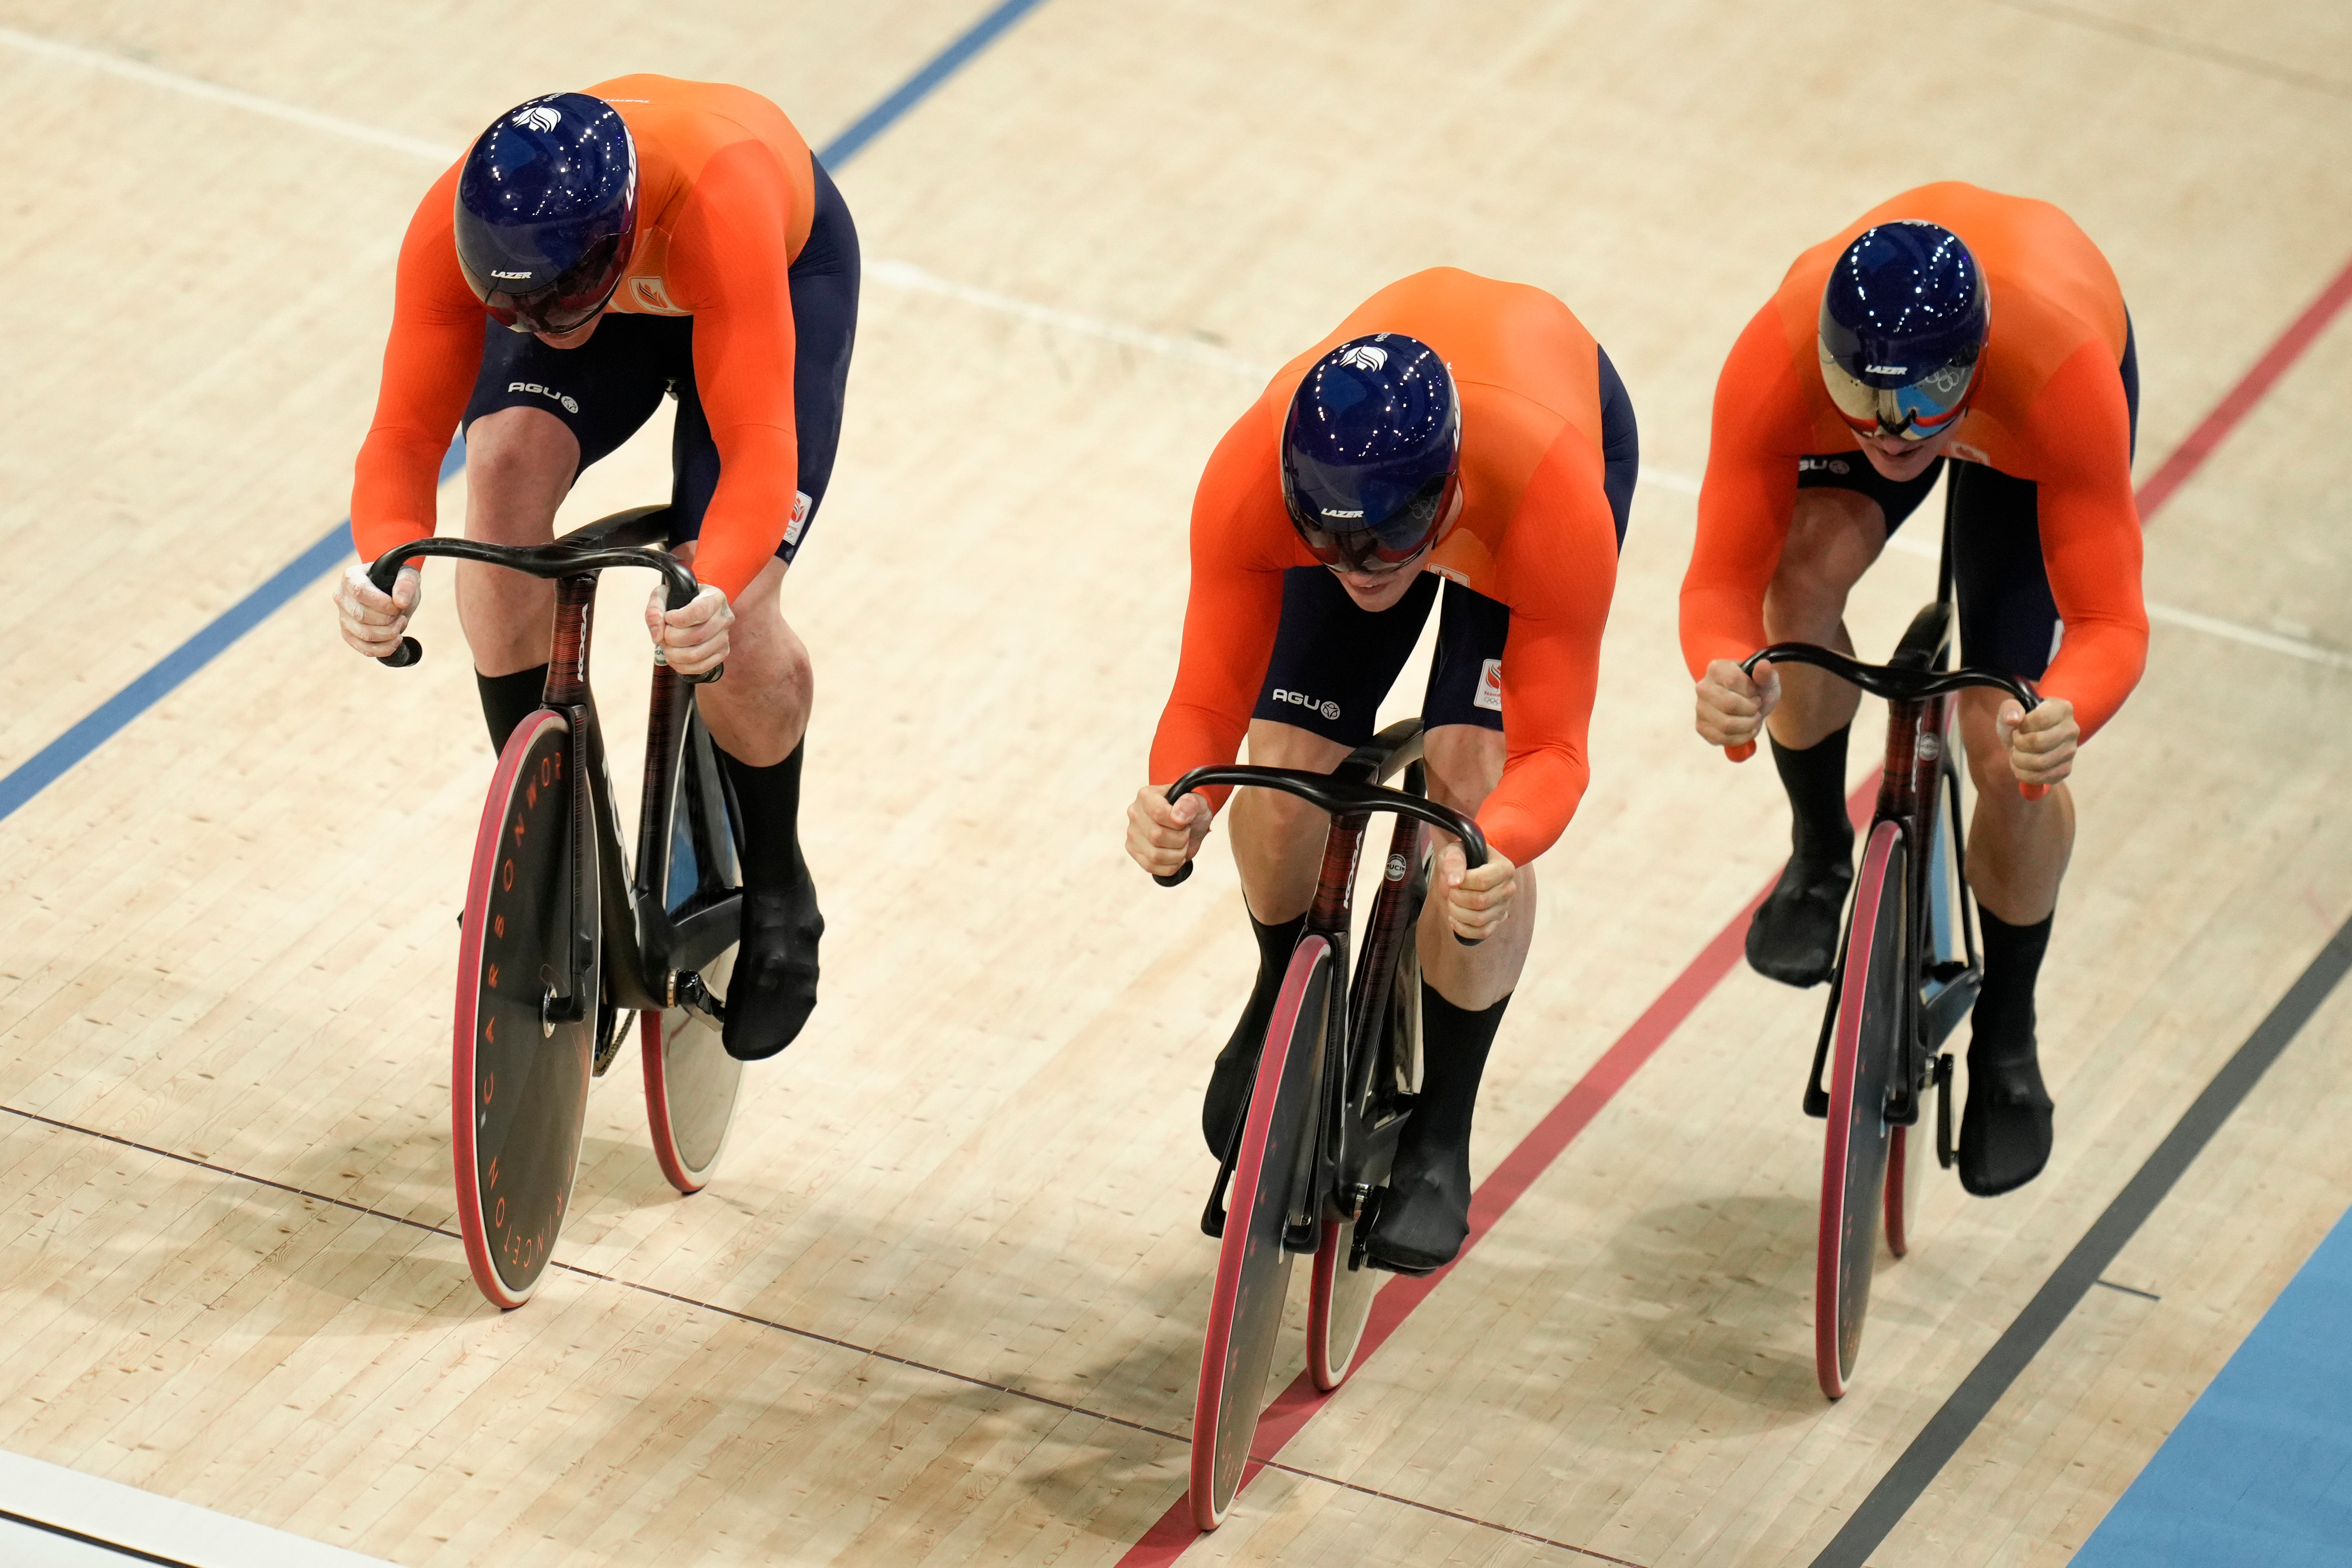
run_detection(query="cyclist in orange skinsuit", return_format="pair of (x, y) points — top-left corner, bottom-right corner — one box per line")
(1129, 267), (1633, 1272)
(1680, 182), (2147, 1194)
(333, 77), (858, 1061)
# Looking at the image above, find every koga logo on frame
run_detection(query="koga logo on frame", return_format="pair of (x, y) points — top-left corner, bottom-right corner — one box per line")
(509, 381), (579, 414)
(1271, 688), (1342, 722)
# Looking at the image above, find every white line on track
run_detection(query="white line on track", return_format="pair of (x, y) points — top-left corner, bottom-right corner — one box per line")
(5, 23), (2337, 680)
(0, 24), (460, 163)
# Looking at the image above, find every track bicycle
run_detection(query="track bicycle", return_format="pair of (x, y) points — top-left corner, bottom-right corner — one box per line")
(1153, 717), (1487, 1529)
(369, 505), (749, 1309)
(1729, 596), (2045, 1398)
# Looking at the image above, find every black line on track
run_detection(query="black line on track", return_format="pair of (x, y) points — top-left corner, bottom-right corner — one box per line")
(2091, 1277), (2161, 1303)
(1808, 907), (2352, 1568)
(1979, 0), (2352, 101)
(2, 1103), (1637, 1562)
(1, 1507), (202, 1566)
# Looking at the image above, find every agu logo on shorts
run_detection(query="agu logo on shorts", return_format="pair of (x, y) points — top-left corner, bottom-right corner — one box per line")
(1272, 688), (1342, 723)
(508, 381), (579, 415)
(1475, 659), (1503, 712)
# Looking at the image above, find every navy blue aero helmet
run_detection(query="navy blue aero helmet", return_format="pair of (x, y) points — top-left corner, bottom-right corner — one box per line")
(454, 93), (639, 335)
(1817, 221), (1989, 442)
(1281, 334), (1461, 573)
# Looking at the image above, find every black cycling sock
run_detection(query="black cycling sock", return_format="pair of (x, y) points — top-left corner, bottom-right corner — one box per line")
(1202, 911), (1306, 1155)
(1365, 983), (1510, 1271)
(1972, 907), (2053, 1061)
(718, 739), (822, 1061)
(1770, 723), (1854, 869)
(719, 739), (809, 895)
(475, 664), (550, 755)
(1410, 981), (1509, 1159)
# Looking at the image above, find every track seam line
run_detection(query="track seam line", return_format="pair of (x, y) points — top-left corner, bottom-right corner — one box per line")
(1974, 0), (2352, 100)
(0, 1099), (1634, 1559)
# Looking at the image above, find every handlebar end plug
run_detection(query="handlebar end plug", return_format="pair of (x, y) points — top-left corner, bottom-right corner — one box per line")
(378, 637), (423, 670)
(1726, 740), (1755, 763)
(1153, 863), (1194, 889)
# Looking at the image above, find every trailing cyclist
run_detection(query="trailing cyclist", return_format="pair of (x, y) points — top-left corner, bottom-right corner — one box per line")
(332, 78), (857, 1061)
(1680, 183), (2149, 1195)
(1126, 267), (1635, 1272)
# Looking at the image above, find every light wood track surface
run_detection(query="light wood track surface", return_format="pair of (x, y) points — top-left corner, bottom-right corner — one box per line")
(0, 3), (2348, 1565)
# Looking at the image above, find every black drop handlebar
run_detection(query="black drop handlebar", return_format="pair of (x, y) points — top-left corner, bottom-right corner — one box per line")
(1149, 766), (1489, 889)
(1737, 643), (2041, 713)
(365, 535), (719, 685)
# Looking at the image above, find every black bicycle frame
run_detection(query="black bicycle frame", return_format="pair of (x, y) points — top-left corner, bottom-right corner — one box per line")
(1162, 720), (1489, 1246)
(370, 506), (740, 1032)
(1750, 605), (2039, 1132)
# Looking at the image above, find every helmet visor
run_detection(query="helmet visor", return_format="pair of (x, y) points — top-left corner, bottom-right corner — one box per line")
(480, 232), (630, 336)
(1820, 347), (1980, 442)
(1290, 471), (1456, 573)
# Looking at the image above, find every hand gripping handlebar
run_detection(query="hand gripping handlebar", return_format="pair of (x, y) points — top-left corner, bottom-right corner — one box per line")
(1149, 764), (1493, 945)
(1721, 641), (2048, 800)
(365, 536), (721, 685)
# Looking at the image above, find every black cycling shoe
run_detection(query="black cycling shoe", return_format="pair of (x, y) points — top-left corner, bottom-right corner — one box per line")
(1745, 854), (1852, 988)
(721, 882), (824, 1061)
(1363, 1138), (1473, 1276)
(1957, 1040), (2055, 1196)
(1201, 1030), (1263, 1157)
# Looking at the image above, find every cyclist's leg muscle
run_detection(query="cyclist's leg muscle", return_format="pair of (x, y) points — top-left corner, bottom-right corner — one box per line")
(1418, 721), (1535, 1013)
(1956, 685), (2074, 923)
(1762, 488), (1884, 747)
(670, 546), (812, 768)
(455, 406), (576, 675)
(1229, 718), (1352, 922)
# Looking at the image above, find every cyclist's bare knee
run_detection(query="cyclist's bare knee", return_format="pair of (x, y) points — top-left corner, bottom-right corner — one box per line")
(461, 407), (577, 543)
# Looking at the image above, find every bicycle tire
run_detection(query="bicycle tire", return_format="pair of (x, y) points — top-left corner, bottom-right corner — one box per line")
(1192, 935), (1331, 1530)
(642, 709), (746, 1193)
(452, 711), (596, 1309)
(1817, 820), (1907, 1399)
(1888, 736), (1968, 1258)
(1307, 849), (1424, 1390)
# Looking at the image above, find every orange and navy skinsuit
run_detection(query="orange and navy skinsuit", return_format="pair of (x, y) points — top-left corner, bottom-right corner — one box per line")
(1680, 182), (2148, 739)
(1150, 269), (1623, 868)
(352, 75), (816, 602)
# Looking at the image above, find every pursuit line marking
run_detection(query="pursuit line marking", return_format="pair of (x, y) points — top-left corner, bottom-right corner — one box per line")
(0, 25), (460, 161)
(868, 258), (1272, 377)
(1977, 0), (2352, 103)
(1879, 532), (2352, 672)
(0, 1099), (1637, 1561)
(1806, 906), (2352, 1568)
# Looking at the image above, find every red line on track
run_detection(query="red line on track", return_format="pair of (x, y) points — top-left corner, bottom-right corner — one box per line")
(2133, 253), (2352, 518)
(1112, 250), (2352, 1562)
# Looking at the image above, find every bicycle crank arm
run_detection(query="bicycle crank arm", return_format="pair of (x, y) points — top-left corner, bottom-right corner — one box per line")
(668, 969), (728, 1026)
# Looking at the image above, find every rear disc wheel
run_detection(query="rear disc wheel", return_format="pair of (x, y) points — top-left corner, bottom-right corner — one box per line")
(643, 710), (745, 1192)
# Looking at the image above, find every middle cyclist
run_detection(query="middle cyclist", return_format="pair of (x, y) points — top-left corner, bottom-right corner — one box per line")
(1127, 267), (1634, 1274)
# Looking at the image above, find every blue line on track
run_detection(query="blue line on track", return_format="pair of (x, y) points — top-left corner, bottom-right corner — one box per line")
(0, 0), (1052, 826)
(816, 0), (1050, 167)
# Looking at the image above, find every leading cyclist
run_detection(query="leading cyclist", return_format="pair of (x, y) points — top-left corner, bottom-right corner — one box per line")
(1128, 267), (1633, 1272)
(1680, 183), (2147, 1194)
(331, 78), (856, 1062)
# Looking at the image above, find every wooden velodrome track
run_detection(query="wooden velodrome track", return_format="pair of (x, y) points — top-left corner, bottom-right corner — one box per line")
(3, 2), (2351, 1563)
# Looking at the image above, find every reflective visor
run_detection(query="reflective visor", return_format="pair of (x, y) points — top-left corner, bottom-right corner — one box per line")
(1819, 344), (1980, 442)
(481, 232), (630, 336)
(1289, 470), (1457, 573)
